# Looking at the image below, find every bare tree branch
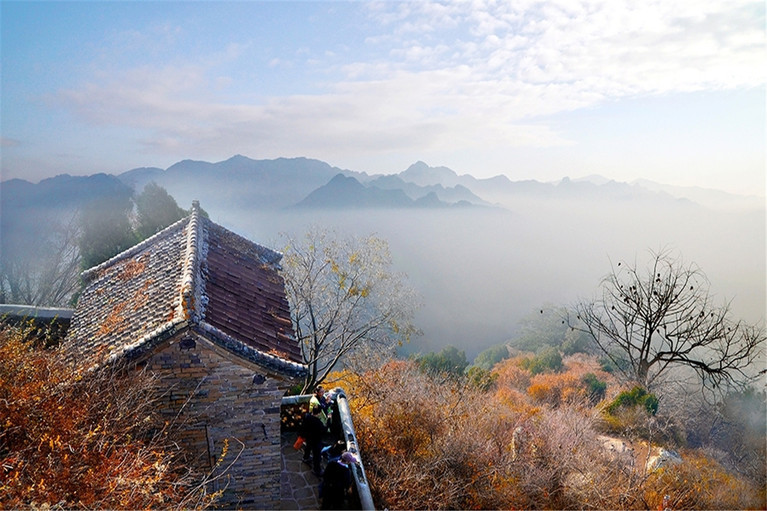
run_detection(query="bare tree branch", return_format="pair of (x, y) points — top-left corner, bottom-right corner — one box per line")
(0, 211), (81, 306)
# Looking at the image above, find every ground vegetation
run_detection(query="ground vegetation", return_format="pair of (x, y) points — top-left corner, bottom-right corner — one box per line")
(0, 323), (219, 509)
(335, 349), (765, 510)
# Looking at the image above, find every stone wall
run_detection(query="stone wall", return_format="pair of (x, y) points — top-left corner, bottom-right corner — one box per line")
(146, 333), (292, 508)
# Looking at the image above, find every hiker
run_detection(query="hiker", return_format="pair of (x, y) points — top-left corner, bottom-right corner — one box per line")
(301, 405), (326, 476)
(310, 386), (331, 428)
(321, 451), (357, 509)
(322, 439), (346, 463)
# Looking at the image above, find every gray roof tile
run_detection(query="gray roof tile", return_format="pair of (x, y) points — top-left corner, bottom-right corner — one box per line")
(66, 203), (305, 377)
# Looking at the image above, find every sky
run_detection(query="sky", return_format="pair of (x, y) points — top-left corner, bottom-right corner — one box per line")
(1, 0), (765, 196)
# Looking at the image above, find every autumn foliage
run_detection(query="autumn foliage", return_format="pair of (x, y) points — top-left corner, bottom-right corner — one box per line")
(337, 350), (765, 510)
(0, 324), (210, 509)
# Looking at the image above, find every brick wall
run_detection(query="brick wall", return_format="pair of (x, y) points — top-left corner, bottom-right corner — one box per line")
(146, 334), (291, 508)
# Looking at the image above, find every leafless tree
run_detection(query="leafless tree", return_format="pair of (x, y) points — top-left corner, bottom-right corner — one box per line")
(570, 249), (765, 391)
(280, 228), (420, 393)
(0, 212), (81, 306)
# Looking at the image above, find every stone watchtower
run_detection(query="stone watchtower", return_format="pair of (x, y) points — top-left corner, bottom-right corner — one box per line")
(65, 201), (306, 508)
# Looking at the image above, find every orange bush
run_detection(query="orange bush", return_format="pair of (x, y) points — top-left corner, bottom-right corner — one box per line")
(527, 371), (588, 407)
(643, 449), (764, 510)
(562, 353), (612, 382)
(494, 386), (534, 412)
(493, 356), (532, 391)
(0, 325), (207, 509)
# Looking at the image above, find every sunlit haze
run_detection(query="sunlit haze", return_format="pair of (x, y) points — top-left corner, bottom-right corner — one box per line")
(1, 1), (764, 196)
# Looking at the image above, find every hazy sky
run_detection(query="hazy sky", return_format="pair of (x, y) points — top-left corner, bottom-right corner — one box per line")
(1, 1), (765, 196)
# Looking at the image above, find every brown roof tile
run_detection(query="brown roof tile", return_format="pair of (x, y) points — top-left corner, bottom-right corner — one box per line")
(65, 202), (305, 377)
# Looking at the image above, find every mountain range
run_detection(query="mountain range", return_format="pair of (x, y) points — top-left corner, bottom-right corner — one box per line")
(3, 155), (762, 215)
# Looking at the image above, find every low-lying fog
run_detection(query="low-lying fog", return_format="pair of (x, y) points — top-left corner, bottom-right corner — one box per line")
(212, 198), (765, 360)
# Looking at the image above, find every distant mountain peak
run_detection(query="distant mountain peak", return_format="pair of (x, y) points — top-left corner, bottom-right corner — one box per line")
(414, 191), (443, 207)
(291, 172), (479, 209)
(567, 174), (613, 186)
(327, 172), (364, 189)
(409, 160), (430, 169)
(400, 161), (460, 187)
(226, 154), (252, 163)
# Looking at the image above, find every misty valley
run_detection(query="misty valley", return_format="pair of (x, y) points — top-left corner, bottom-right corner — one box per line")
(3, 156), (765, 358)
(228, 198), (765, 360)
(4, 157), (764, 359)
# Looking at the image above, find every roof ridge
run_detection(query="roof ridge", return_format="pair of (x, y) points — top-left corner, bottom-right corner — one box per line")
(195, 211), (210, 320)
(81, 214), (190, 282)
(176, 201), (204, 322)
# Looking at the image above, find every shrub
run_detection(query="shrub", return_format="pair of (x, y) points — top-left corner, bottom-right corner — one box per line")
(600, 386), (661, 438)
(0, 324), (211, 509)
(493, 356), (532, 391)
(471, 343), (510, 370)
(466, 365), (498, 391)
(643, 392), (659, 415)
(643, 449), (764, 510)
(521, 347), (563, 375)
(414, 345), (468, 376)
(527, 372), (587, 407)
(582, 373), (607, 403)
(494, 386), (534, 413)
(607, 386), (659, 415)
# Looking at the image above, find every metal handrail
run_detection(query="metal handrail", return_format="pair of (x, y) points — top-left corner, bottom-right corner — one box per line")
(331, 387), (375, 511)
(281, 388), (375, 510)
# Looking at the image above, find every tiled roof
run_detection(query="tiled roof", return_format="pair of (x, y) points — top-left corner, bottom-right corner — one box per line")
(65, 202), (305, 377)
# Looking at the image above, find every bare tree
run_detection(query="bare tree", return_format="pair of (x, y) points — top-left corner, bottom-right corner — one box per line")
(0, 212), (81, 306)
(0, 183), (189, 308)
(280, 228), (420, 392)
(570, 249), (765, 391)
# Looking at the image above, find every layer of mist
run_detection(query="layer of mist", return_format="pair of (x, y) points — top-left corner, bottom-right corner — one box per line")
(211, 199), (765, 360)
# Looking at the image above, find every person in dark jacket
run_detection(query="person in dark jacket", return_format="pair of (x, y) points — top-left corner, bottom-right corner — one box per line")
(301, 405), (326, 476)
(322, 439), (346, 463)
(321, 451), (357, 510)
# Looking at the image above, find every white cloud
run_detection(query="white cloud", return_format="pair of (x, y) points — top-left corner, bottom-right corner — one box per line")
(50, 0), (764, 175)
(386, 0), (765, 94)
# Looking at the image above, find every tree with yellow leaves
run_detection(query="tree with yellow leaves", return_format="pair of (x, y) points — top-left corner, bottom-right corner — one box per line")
(280, 228), (420, 393)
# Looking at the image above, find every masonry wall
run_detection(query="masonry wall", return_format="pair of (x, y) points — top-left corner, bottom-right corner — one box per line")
(146, 335), (290, 509)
